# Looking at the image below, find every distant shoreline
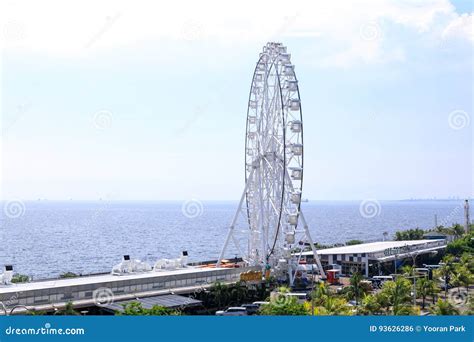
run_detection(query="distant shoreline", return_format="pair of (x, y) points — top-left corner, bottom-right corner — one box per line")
(0, 198), (471, 203)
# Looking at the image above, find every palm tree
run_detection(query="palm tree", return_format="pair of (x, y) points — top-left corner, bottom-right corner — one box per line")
(455, 265), (473, 293)
(311, 282), (329, 306)
(416, 278), (437, 309)
(312, 296), (352, 316)
(229, 282), (249, 305)
(210, 282), (230, 308)
(380, 278), (412, 314)
(459, 253), (474, 274)
(56, 302), (80, 315)
(393, 305), (419, 315)
(436, 255), (456, 299)
(346, 272), (365, 306)
(451, 224), (466, 238)
(400, 265), (415, 277)
(430, 299), (460, 315)
(359, 294), (383, 315)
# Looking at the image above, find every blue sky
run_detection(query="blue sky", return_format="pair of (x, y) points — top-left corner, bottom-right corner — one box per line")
(1, 0), (473, 201)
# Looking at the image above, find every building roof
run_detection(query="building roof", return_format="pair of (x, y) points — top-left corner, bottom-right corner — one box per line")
(101, 294), (202, 312)
(0, 266), (222, 295)
(303, 239), (443, 256)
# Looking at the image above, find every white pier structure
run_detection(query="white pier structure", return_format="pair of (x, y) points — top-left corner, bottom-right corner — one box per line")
(0, 266), (256, 314)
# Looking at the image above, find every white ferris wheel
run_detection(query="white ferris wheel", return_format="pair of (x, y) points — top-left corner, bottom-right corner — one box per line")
(217, 42), (325, 285)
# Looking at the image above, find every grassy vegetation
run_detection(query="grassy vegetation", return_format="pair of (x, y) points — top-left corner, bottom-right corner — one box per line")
(118, 302), (181, 316)
(11, 274), (30, 283)
(59, 272), (79, 279)
(394, 228), (425, 241)
(345, 240), (364, 246)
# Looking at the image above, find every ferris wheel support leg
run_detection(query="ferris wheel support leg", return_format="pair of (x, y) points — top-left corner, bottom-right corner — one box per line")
(217, 168), (255, 268)
(299, 211), (326, 278)
(256, 167), (266, 262)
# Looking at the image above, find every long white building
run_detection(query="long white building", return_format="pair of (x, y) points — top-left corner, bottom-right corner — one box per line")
(302, 239), (447, 276)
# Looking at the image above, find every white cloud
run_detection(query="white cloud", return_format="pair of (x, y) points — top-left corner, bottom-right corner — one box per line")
(442, 13), (474, 42)
(1, 0), (472, 65)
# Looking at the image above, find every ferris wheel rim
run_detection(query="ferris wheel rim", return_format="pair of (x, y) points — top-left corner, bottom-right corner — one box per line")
(244, 42), (304, 263)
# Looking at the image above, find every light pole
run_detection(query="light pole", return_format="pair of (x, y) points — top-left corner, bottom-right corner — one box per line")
(409, 249), (438, 306)
(9, 305), (31, 315)
(409, 251), (419, 306)
(0, 302), (7, 316)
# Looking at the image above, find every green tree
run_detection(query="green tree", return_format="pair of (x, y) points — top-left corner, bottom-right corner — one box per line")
(459, 253), (474, 274)
(345, 272), (365, 306)
(379, 278), (413, 315)
(465, 296), (474, 315)
(346, 240), (363, 246)
(435, 255), (457, 299)
(210, 282), (230, 308)
(446, 231), (474, 256)
(358, 294), (383, 315)
(394, 229), (425, 241)
(455, 265), (472, 293)
(59, 272), (79, 279)
(55, 302), (80, 316)
(393, 305), (420, 315)
(11, 274), (29, 283)
(259, 290), (308, 316)
(451, 224), (466, 237)
(430, 299), (460, 315)
(311, 282), (330, 306)
(118, 302), (180, 316)
(311, 296), (352, 316)
(416, 278), (437, 309)
(229, 282), (249, 305)
(400, 265), (415, 277)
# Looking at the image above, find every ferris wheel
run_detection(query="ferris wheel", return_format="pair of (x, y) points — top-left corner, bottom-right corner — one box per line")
(217, 42), (324, 285)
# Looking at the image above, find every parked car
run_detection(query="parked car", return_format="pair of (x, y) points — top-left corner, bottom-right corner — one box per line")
(241, 303), (259, 315)
(215, 307), (248, 316)
(252, 301), (270, 307)
(370, 275), (393, 289)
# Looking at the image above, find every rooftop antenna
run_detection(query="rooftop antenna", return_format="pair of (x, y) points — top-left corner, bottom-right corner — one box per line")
(464, 199), (470, 234)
